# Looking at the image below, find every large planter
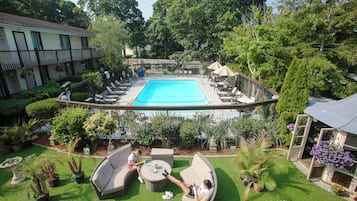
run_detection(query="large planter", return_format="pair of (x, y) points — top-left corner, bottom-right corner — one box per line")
(34, 193), (50, 201)
(74, 174), (85, 184)
(48, 174), (60, 187)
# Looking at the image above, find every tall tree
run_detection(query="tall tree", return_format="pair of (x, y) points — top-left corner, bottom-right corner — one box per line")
(79, 0), (146, 56)
(166, 0), (264, 61)
(146, 0), (183, 59)
(89, 15), (128, 72)
(0, 0), (89, 28)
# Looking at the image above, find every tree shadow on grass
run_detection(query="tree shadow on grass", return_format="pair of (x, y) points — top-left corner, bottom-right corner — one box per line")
(214, 168), (241, 201)
(171, 159), (190, 169)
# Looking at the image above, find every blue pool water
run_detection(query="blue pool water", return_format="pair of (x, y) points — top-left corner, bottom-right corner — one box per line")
(133, 80), (208, 106)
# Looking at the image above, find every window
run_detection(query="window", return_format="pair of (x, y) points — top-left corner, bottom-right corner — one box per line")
(81, 37), (88, 49)
(31, 32), (43, 50)
(60, 35), (71, 49)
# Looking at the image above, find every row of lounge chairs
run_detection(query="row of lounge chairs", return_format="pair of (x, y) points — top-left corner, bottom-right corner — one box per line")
(95, 79), (132, 104)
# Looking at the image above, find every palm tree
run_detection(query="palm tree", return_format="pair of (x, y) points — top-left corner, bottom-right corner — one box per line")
(236, 134), (279, 201)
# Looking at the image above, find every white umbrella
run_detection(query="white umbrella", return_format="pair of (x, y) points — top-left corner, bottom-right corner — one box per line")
(213, 65), (236, 77)
(207, 61), (222, 71)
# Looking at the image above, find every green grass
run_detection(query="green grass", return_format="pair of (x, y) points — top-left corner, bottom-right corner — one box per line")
(0, 146), (344, 201)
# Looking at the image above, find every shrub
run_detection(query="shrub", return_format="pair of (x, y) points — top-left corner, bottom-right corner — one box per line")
(71, 92), (91, 101)
(151, 114), (180, 147)
(25, 98), (60, 120)
(0, 98), (32, 116)
(179, 120), (196, 148)
(81, 71), (103, 90)
(18, 80), (61, 100)
(51, 107), (90, 145)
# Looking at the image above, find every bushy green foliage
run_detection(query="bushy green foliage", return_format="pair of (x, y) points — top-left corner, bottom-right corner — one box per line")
(71, 92), (91, 101)
(276, 58), (309, 140)
(81, 71), (103, 90)
(151, 114), (180, 147)
(179, 120), (196, 148)
(25, 98), (60, 120)
(18, 80), (61, 101)
(83, 111), (118, 141)
(0, 98), (32, 116)
(51, 107), (90, 145)
(232, 118), (264, 140)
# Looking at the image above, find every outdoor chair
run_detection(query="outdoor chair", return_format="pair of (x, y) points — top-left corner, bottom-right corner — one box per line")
(115, 80), (131, 87)
(106, 86), (126, 95)
(110, 82), (128, 91)
(217, 87), (237, 97)
(94, 94), (120, 104)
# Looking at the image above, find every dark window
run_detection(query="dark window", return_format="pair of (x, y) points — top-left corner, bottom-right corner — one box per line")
(60, 35), (71, 49)
(81, 37), (88, 49)
(31, 32), (43, 50)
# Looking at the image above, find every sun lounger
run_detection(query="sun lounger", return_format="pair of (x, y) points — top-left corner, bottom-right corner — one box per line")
(115, 80), (131, 87)
(106, 86), (126, 95)
(94, 94), (120, 104)
(110, 82), (128, 91)
(217, 87), (237, 97)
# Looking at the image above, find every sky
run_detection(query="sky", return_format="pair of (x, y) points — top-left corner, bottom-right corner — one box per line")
(71, 0), (275, 21)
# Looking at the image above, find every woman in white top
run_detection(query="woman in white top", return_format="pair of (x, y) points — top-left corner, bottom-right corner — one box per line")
(162, 170), (212, 201)
(127, 149), (144, 183)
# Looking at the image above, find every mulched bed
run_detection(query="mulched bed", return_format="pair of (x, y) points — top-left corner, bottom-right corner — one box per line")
(34, 133), (235, 157)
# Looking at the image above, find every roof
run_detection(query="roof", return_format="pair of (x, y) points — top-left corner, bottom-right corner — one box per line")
(304, 93), (357, 134)
(0, 12), (93, 37)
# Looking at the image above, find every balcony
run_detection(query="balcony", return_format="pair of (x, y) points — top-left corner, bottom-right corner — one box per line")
(0, 48), (102, 71)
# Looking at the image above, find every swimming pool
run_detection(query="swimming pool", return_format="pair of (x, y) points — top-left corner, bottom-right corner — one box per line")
(133, 80), (208, 107)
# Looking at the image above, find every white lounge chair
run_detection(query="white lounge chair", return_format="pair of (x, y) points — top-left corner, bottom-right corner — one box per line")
(115, 80), (131, 87)
(106, 86), (126, 95)
(217, 87), (237, 97)
(94, 94), (120, 104)
(110, 82), (128, 91)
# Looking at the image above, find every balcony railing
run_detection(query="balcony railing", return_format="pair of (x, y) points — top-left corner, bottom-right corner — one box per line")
(0, 48), (102, 71)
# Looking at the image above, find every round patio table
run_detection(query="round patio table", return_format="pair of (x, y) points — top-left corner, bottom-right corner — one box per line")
(140, 160), (172, 192)
(0, 156), (25, 184)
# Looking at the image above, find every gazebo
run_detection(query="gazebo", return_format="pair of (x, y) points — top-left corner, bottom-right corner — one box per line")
(287, 93), (357, 193)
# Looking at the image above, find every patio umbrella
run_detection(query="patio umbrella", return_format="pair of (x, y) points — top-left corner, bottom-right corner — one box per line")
(213, 65), (236, 77)
(207, 61), (222, 71)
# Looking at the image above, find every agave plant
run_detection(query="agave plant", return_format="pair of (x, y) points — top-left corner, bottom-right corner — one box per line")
(236, 133), (279, 201)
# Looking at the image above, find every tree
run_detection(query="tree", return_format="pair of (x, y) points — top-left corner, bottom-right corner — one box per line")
(166, 0), (264, 61)
(146, 0), (183, 59)
(79, 0), (146, 56)
(0, 0), (89, 28)
(88, 15), (128, 72)
(276, 57), (309, 137)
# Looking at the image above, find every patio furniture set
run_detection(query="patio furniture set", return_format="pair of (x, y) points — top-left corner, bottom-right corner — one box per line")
(90, 144), (217, 201)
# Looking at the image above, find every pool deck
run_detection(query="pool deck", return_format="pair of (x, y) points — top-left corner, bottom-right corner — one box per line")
(113, 75), (251, 120)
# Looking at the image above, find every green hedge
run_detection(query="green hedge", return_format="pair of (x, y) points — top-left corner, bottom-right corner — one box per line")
(18, 80), (61, 101)
(71, 92), (91, 101)
(25, 98), (60, 119)
(0, 98), (32, 116)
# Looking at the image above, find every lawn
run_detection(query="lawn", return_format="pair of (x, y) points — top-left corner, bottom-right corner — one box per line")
(0, 146), (344, 201)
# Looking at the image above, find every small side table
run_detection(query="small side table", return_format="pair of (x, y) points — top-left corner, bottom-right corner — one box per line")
(141, 160), (172, 192)
(0, 156), (25, 185)
(151, 148), (174, 167)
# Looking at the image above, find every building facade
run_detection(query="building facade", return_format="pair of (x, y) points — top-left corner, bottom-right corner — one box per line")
(0, 12), (102, 98)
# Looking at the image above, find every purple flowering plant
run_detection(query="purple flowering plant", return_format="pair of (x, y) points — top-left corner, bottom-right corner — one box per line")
(310, 141), (354, 170)
(287, 123), (295, 132)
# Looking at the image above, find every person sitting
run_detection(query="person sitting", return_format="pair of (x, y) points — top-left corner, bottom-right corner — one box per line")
(162, 169), (212, 201)
(128, 149), (144, 183)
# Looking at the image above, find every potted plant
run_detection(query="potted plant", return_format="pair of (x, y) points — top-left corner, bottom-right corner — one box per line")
(236, 134), (281, 201)
(66, 138), (85, 184)
(40, 158), (60, 187)
(19, 154), (50, 201)
(331, 184), (347, 196)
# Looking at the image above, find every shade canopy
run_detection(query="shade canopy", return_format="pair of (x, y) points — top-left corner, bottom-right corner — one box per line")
(304, 93), (357, 134)
(213, 65), (236, 77)
(207, 61), (222, 71)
